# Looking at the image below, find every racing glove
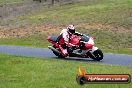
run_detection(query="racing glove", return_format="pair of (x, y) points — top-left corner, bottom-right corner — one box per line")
(74, 32), (83, 36)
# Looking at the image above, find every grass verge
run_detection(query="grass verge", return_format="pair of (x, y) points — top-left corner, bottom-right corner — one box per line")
(4, 0), (132, 27)
(0, 33), (48, 48)
(0, 0), (25, 5)
(0, 54), (132, 88)
(0, 28), (131, 55)
(0, 0), (131, 54)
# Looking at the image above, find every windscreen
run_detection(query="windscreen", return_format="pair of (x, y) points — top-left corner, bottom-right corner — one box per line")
(80, 35), (89, 42)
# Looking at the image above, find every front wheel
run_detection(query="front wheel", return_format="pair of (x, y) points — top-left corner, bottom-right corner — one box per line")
(88, 49), (103, 61)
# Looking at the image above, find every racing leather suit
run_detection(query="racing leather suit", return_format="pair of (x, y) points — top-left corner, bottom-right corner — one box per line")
(57, 29), (83, 57)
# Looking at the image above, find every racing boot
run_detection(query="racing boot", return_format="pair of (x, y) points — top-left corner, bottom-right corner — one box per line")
(58, 45), (68, 57)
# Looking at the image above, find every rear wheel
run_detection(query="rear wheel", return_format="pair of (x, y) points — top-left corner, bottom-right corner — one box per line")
(88, 49), (103, 61)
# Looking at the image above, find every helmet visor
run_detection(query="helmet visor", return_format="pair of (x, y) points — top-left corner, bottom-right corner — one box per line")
(69, 29), (75, 34)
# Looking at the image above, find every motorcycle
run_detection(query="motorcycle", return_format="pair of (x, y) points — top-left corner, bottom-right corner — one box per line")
(47, 34), (103, 61)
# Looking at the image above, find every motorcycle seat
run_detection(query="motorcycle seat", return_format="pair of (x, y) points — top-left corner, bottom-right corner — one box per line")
(50, 36), (59, 42)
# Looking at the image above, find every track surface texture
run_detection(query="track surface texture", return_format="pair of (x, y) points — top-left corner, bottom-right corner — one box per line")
(0, 45), (132, 66)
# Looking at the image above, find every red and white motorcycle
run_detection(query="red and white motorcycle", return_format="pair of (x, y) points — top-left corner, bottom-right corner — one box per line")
(47, 34), (103, 61)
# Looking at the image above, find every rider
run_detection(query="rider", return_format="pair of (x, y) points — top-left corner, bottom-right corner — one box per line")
(57, 25), (83, 57)
(58, 25), (91, 57)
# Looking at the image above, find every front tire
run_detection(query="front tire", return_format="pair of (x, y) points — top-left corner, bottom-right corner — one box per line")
(88, 49), (103, 61)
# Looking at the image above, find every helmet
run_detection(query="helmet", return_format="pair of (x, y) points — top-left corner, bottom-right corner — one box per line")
(67, 25), (75, 34)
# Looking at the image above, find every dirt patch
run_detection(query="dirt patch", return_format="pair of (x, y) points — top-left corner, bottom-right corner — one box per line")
(76, 23), (132, 33)
(0, 0), (131, 38)
(0, 0), (84, 21)
(0, 24), (62, 38)
(0, 23), (131, 38)
(0, 0), (48, 21)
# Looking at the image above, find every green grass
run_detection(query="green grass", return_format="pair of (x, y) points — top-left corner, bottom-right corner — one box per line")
(0, 0), (131, 54)
(0, 0), (25, 5)
(0, 28), (131, 55)
(77, 28), (132, 49)
(103, 49), (132, 55)
(0, 33), (49, 48)
(0, 54), (132, 88)
(3, 0), (131, 27)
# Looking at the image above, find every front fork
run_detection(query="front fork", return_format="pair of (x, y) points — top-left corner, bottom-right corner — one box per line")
(89, 46), (98, 53)
(88, 46), (98, 58)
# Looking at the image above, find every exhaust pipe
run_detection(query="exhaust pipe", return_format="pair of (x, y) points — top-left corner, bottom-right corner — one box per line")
(48, 46), (61, 54)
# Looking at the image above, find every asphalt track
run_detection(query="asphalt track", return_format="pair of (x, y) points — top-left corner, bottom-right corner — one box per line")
(0, 45), (132, 66)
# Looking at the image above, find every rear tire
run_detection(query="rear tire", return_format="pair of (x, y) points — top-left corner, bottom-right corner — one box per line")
(88, 49), (103, 61)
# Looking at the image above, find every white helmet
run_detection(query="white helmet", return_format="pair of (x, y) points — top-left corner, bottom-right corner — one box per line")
(67, 25), (75, 34)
